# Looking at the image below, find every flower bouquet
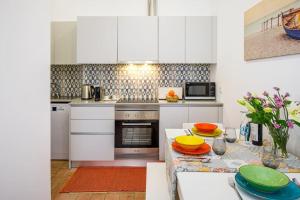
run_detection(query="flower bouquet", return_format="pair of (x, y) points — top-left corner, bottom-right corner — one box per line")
(237, 87), (300, 157)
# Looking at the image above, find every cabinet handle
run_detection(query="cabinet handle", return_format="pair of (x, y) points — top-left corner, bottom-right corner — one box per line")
(71, 132), (113, 135)
(122, 123), (151, 126)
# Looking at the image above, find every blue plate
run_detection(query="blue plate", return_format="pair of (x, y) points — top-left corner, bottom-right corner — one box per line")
(235, 173), (300, 200)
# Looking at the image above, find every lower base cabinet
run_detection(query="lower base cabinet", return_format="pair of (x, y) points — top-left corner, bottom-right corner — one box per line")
(188, 106), (223, 123)
(70, 134), (114, 161)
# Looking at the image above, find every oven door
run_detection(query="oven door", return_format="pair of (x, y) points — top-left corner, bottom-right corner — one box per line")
(115, 120), (159, 159)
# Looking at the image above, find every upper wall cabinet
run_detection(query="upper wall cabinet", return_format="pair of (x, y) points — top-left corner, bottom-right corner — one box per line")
(186, 16), (217, 63)
(118, 16), (158, 63)
(51, 22), (77, 65)
(159, 17), (185, 63)
(77, 16), (118, 64)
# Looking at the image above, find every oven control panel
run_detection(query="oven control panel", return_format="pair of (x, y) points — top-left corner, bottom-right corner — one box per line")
(116, 111), (159, 120)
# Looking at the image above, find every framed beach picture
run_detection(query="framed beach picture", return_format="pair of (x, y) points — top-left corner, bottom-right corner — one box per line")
(244, 0), (300, 61)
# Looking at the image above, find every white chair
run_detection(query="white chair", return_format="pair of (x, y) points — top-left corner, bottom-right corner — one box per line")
(146, 163), (170, 200)
(287, 127), (300, 158)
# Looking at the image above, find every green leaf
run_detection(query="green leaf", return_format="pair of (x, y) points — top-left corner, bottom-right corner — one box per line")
(284, 100), (292, 105)
(292, 120), (300, 127)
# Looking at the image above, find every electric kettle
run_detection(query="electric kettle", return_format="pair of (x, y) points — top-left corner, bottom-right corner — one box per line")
(81, 84), (94, 100)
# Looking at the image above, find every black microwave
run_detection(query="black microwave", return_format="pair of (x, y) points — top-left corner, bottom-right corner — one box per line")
(184, 82), (216, 100)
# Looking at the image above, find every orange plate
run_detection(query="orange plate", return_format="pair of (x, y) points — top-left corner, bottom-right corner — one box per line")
(194, 123), (218, 133)
(172, 141), (211, 155)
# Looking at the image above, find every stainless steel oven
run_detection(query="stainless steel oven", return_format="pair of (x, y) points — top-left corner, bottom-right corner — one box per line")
(115, 104), (159, 160)
(184, 82), (216, 100)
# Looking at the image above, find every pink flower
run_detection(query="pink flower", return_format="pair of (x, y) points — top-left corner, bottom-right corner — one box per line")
(274, 95), (284, 108)
(287, 120), (294, 129)
(273, 123), (281, 129)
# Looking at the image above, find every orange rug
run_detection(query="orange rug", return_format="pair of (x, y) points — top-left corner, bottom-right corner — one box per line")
(61, 167), (146, 193)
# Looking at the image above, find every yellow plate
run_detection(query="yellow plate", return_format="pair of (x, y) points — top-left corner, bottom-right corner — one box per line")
(191, 127), (223, 137)
(175, 135), (205, 149)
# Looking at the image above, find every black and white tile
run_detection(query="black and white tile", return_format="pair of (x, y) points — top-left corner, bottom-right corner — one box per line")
(51, 63), (210, 98)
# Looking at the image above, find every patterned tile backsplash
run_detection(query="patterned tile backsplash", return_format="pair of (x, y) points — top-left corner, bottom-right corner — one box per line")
(51, 64), (210, 99)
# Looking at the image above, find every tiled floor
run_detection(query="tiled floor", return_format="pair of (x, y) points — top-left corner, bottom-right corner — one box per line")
(51, 160), (146, 200)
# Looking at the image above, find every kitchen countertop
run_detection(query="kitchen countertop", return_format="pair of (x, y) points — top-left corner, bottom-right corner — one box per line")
(67, 98), (223, 106)
(51, 96), (75, 103)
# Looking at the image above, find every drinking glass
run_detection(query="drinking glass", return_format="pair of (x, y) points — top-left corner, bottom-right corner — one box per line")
(225, 128), (237, 143)
(212, 137), (226, 155)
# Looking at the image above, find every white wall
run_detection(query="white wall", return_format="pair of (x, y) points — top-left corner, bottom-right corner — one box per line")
(0, 0), (50, 199)
(51, 0), (148, 21)
(215, 0), (300, 127)
(51, 0), (216, 21)
(157, 0), (217, 16)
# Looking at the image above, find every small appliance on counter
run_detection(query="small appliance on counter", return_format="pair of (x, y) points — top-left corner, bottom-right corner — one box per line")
(94, 86), (105, 101)
(184, 82), (216, 100)
(81, 84), (94, 100)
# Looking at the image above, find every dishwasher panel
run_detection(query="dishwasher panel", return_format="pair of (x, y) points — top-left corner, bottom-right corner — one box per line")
(51, 103), (70, 160)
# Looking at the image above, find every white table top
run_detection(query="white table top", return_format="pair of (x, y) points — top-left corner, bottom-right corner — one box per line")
(177, 172), (300, 200)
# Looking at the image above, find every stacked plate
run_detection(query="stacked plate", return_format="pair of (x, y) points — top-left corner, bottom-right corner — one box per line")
(191, 123), (223, 137)
(235, 165), (300, 200)
(172, 135), (211, 155)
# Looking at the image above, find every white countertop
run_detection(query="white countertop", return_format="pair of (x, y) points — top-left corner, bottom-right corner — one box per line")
(68, 98), (223, 106)
(177, 172), (300, 200)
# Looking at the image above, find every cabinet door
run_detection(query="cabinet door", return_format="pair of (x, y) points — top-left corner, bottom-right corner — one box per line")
(70, 120), (114, 133)
(71, 106), (115, 120)
(188, 106), (221, 123)
(51, 22), (77, 64)
(159, 17), (185, 63)
(118, 16), (158, 62)
(77, 16), (117, 64)
(186, 16), (217, 63)
(70, 134), (114, 161)
(159, 106), (188, 160)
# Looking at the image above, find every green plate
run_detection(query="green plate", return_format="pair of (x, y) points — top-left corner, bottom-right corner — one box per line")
(239, 165), (290, 192)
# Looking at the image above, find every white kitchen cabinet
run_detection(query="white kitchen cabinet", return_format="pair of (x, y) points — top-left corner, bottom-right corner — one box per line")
(159, 17), (185, 63)
(70, 105), (115, 163)
(188, 106), (223, 123)
(118, 16), (158, 62)
(51, 22), (77, 64)
(70, 120), (114, 133)
(70, 134), (114, 161)
(186, 16), (217, 63)
(71, 106), (115, 120)
(77, 16), (118, 64)
(159, 105), (189, 160)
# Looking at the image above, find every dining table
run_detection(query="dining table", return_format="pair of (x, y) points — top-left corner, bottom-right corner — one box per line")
(165, 123), (300, 200)
(177, 172), (300, 200)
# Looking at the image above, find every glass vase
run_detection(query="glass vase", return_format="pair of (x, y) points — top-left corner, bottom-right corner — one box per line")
(267, 125), (289, 158)
(261, 146), (282, 169)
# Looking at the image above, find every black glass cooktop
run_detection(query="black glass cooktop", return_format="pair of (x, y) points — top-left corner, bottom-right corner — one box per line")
(117, 98), (159, 103)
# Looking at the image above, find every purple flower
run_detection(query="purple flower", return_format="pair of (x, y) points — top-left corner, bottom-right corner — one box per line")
(273, 123), (281, 129)
(263, 91), (269, 97)
(284, 92), (290, 98)
(273, 87), (280, 91)
(274, 95), (284, 108)
(246, 92), (252, 97)
(287, 120), (294, 129)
